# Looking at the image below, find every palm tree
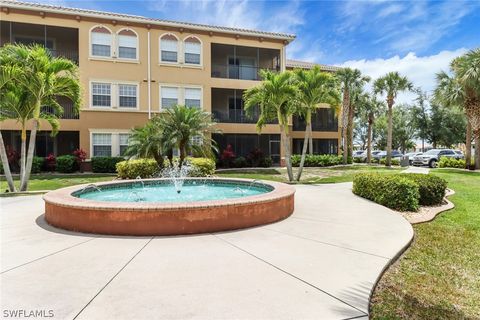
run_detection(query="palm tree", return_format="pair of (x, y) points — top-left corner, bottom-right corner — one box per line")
(357, 95), (385, 163)
(124, 116), (169, 167)
(159, 105), (218, 167)
(293, 66), (340, 181)
(373, 72), (413, 167)
(348, 87), (370, 159)
(1, 44), (81, 190)
(336, 68), (370, 164)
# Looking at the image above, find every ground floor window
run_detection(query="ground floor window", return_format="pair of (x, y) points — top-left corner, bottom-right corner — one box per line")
(292, 138), (338, 155)
(91, 131), (130, 157)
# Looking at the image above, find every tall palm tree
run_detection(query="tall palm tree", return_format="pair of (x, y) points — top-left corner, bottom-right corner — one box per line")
(438, 49), (480, 169)
(357, 95), (385, 163)
(1, 44), (81, 191)
(244, 70), (298, 181)
(373, 72), (413, 167)
(336, 68), (370, 164)
(348, 87), (370, 159)
(160, 105), (218, 167)
(293, 67), (340, 181)
(124, 116), (169, 167)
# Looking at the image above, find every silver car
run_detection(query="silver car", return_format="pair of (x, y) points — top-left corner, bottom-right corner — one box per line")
(405, 152), (423, 165)
(412, 149), (461, 168)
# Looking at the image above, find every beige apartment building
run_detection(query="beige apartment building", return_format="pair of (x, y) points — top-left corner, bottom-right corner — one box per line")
(0, 0), (340, 166)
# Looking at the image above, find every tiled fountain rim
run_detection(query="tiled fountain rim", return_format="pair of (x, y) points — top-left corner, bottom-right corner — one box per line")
(43, 177), (295, 211)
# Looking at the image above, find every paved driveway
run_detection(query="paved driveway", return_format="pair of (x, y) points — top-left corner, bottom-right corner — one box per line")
(1, 183), (413, 320)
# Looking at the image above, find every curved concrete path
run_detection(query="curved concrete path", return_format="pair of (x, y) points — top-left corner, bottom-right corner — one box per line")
(0, 183), (413, 319)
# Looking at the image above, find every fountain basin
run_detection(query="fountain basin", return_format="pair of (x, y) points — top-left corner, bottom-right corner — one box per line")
(43, 178), (295, 236)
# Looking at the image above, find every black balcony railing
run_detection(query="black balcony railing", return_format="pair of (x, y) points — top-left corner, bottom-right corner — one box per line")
(42, 102), (79, 119)
(293, 110), (338, 132)
(211, 64), (279, 81)
(49, 49), (79, 65)
(212, 109), (278, 124)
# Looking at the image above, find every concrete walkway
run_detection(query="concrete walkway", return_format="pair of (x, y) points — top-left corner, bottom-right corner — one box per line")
(1, 183), (413, 319)
(402, 166), (430, 174)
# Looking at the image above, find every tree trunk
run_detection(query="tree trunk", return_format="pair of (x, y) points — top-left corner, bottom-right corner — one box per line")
(296, 119), (311, 181)
(465, 120), (472, 169)
(20, 127), (26, 184)
(367, 117), (373, 164)
(0, 132), (16, 192)
(20, 120), (39, 191)
(280, 124), (293, 182)
(309, 134), (313, 156)
(475, 134), (480, 170)
(386, 100), (393, 167)
(341, 88), (350, 165)
(347, 103), (355, 159)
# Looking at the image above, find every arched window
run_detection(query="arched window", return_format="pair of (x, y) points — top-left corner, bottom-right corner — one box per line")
(160, 34), (178, 63)
(117, 29), (137, 59)
(184, 36), (201, 65)
(91, 26), (112, 57)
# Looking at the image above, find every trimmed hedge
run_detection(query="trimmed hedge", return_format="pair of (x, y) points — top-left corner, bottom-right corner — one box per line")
(291, 154), (342, 167)
(92, 156), (125, 173)
(56, 155), (78, 173)
(187, 157), (216, 177)
(438, 157), (466, 168)
(116, 159), (159, 179)
(353, 173), (420, 211)
(32, 156), (44, 174)
(403, 173), (447, 206)
(353, 173), (447, 211)
(379, 158), (400, 166)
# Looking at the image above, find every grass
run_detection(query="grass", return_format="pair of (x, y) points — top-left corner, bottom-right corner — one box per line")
(0, 174), (116, 192)
(370, 169), (480, 319)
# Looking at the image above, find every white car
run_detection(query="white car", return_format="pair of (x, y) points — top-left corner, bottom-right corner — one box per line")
(405, 152), (423, 165)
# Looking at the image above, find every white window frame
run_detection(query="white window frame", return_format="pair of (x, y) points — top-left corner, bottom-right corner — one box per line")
(89, 80), (140, 110)
(184, 87), (202, 109)
(89, 130), (131, 158)
(159, 33), (180, 65)
(159, 84), (203, 111)
(183, 35), (203, 67)
(91, 132), (113, 157)
(116, 28), (139, 61)
(89, 25), (113, 59)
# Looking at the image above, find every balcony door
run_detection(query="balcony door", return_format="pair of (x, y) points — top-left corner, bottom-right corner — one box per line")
(228, 56), (256, 80)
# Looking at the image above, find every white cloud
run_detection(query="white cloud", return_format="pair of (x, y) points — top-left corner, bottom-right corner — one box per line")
(337, 49), (468, 103)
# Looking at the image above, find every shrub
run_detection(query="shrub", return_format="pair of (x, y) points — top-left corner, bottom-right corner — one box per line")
(402, 173), (447, 206)
(0, 162), (3, 174)
(44, 154), (56, 172)
(353, 173), (420, 211)
(56, 155), (78, 173)
(116, 159), (159, 179)
(291, 154), (342, 167)
(379, 158), (400, 166)
(187, 157), (216, 177)
(353, 157), (363, 163)
(233, 156), (247, 168)
(220, 144), (236, 168)
(260, 156), (273, 168)
(92, 156), (124, 173)
(438, 157), (466, 169)
(247, 148), (265, 167)
(32, 156), (44, 173)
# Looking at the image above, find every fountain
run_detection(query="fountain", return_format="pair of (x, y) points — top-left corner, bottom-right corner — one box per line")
(43, 167), (295, 236)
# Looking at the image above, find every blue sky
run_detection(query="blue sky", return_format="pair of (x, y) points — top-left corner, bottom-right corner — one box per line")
(33, 0), (480, 101)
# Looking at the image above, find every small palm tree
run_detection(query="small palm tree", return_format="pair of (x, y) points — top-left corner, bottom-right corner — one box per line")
(124, 116), (169, 167)
(160, 105), (218, 167)
(435, 48), (480, 169)
(1, 44), (81, 190)
(373, 72), (413, 167)
(243, 70), (298, 181)
(357, 95), (385, 163)
(348, 87), (369, 159)
(336, 68), (370, 164)
(293, 66), (340, 181)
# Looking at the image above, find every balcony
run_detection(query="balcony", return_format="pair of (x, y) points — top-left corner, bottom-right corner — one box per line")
(293, 109), (338, 132)
(42, 100), (79, 119)
(211, 88), (277, 124)
(211, 44), (281, 81)
(1, 21), (79, 65)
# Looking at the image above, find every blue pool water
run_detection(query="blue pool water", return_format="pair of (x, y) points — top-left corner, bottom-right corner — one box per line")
(75, 180), (271, 203)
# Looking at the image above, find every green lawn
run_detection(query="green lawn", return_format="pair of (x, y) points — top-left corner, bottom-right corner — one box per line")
(370, 169), (480, 319)
(0, 174), (116, 192)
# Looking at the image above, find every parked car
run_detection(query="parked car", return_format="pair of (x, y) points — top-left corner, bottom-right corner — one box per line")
(372, 150), (403, 160)
(454, 150), (465, 159)
(404, 152), (423, 165)
(412, 149), (461, 168)
(353, 150), (364, 158)
(356, 150), (382, 162)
